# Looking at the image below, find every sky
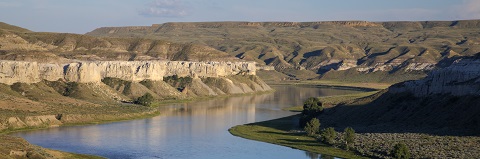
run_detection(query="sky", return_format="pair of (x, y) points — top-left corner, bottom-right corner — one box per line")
(0, 0), (479, 34)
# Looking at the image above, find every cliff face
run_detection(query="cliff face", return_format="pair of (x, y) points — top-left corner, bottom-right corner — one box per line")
(0, 60), (255, 85)
(390, 56), (480, 96)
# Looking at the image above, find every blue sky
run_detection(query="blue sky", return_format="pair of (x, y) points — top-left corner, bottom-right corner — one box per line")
(0, 0), (478, 33)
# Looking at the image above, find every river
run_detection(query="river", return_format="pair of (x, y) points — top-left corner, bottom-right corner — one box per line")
(12, 85), (364, 159)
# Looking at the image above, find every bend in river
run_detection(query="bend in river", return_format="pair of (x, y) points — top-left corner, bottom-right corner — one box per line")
(13, 85), (363, 159)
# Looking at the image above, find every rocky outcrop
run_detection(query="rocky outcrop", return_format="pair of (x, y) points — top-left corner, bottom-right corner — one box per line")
(390, 55), (480, 97)
(86, 20), (480, 82)
(0, 60), (256, 85)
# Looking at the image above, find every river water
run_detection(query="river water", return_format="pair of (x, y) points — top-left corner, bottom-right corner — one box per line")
(13, 85), (363, 159)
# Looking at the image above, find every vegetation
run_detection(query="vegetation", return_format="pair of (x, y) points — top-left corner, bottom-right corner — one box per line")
(229, 115), (368, 159)
(0, 135), (105, 159)
(102, 77), (133, 95)
(299, 97), (323, 127)
(304, 118), (320, 136)
(321, 127), (337, 145)
(344, 127), (356, 151)
(135, 93), (154, 106)
(392, 143), (410, 159)
(163, 75), (193, 91)
(64, 82), (79, 96)
(280, 80), (391, 90)
(283, 91), (380, 112)
(302, 97), (323, 116)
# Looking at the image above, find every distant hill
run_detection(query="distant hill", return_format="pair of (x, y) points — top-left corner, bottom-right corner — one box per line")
(87, 20), (480, 82)
(0, 22), (31, 33)
(0, 22), (236, 63)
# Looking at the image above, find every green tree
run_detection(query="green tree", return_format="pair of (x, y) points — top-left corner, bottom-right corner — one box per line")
(304, 118), (320, 136)
(302, 97), (323, 116)
(135, 93), (154, 106)
(344, 127), (355, 150)
(321, 127), (337, 145)
(299, 97), (324, 127)
(392, 143), (410, 159)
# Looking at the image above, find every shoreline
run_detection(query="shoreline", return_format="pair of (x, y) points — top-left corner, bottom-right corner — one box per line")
(0, 81), (385, 158)
(0, 89), (276, 158)
(268, 80), (391, 90)
(229, 115), (367, 159)
(228, 85), (380, 159)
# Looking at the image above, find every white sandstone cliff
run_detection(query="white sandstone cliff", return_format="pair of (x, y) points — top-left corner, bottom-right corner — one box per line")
(389, 57), (480, 97)
(0, 61), (256, 85)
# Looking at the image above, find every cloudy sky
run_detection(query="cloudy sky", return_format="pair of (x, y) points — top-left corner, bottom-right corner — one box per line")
(1, 0), (479, 33)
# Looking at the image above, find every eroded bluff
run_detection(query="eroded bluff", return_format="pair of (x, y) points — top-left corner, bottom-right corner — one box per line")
(0, 61), (255, 85)
(389, 55), (480, 97)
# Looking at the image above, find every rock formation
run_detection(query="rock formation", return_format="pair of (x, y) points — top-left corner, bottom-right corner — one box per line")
(390, 55), (480, 97)
(0, 60), (256, 85)
(87, 20), (480, 82)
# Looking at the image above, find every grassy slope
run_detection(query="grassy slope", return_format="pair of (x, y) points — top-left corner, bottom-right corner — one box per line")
(278, 80), (391, 90)
(283, 91), (379, 112)
(0, 135), (105, 159)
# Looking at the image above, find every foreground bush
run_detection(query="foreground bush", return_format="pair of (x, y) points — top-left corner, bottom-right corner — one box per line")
(304, 118), (320, 136)
(321, 127), (337, 145)
(392, 143), (410, 159)
(344, 127), (355, 150)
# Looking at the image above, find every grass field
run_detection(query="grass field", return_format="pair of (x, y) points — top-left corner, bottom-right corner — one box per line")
(277, 80), (391, 90)
(283, 90), (379, 112)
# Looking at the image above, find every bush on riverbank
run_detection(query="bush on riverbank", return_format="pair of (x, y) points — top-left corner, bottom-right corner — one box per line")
(304, 118), (320, 136)
(321, 127), (337, 145)
(135, 93), (154, 106)
(299, 97), (324, 127)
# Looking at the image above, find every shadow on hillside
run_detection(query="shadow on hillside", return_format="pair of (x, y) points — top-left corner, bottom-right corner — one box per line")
(318, 91), (480, 136)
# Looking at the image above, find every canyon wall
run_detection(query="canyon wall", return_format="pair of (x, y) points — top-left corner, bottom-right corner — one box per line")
(389, 56), (480, 97)
(0, 61), (256, 85)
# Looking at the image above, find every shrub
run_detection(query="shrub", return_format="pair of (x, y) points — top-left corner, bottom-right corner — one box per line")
(299, 97), (324, 127)
(304, 118), (320, 136)
(392, 143), (410, 159)
(135, 93), (154, 106)
(321, 127), (337, 145)
(163, 75), (193, 91)
(64, 82), (79, 96)
(344, 127), (355, 150)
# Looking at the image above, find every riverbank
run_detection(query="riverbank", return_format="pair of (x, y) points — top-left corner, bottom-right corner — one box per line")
(229, 87), (379, 159)
(230, 80), (480, 158)
(229, 115), (368, 159)
(271, 80), (391, 91)
(1, 135), (105, 159)
(0, 88), (275, 158)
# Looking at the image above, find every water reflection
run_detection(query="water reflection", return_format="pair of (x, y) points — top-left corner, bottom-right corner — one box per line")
(13, 85), (361, 159)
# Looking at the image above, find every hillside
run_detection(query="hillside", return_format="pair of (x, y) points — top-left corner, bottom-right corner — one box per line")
(88, 20), (480, 82)
(0, 22), (274, 134)
(319, 53), (480, 135)
(0, 23), (236, 63)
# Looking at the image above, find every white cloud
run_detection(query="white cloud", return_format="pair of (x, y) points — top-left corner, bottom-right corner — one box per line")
(139, 0), (188, 18)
